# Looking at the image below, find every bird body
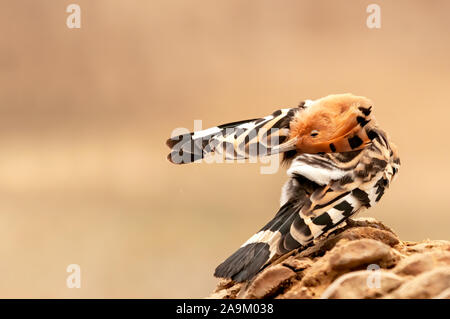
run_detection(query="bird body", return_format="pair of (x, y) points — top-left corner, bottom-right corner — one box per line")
(166, 93), (400, 282)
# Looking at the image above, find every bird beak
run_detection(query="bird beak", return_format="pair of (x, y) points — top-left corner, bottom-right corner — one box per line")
(271, 137), (299, 154)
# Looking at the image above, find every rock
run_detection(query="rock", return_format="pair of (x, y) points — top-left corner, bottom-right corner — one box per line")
(278, 286), (314, 299)
(345, 217), (397, 234)
(298, 254), (333, 288)
(329, 239), (397, 271)
(209, 218), (450, 299)
(239, 264), (296, 299)
(434, 288), (450, 299)
(295, 225), (399, 260)
(214, 278), (235, 291)
(386, 267), (450, 299)
(333, 226), (400, 247)
(209, 279), (244, 299)
(282, 256), (313, 272)
(404, 240), (450, 253)
(394, 251), (450, 276)
(286, 238), (397, 296)
(320, 270), (404, 299)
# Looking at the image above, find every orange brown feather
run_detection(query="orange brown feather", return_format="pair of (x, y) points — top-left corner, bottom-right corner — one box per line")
(288, 93), (374, 154)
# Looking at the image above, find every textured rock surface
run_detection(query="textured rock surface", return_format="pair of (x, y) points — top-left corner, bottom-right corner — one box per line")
(210, 217), (450, 299)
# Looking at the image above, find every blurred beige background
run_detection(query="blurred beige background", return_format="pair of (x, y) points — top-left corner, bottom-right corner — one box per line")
(0, 0), (449, 298)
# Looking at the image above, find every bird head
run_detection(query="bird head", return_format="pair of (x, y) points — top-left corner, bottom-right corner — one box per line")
(277, 93), (375, 154)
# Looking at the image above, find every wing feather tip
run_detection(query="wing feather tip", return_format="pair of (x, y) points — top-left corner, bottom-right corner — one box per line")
(214, 242), (271, 282)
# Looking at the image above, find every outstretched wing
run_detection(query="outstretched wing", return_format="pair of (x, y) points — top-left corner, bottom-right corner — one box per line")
(166, 108), (299, 164)
(214, 141), (394, 282)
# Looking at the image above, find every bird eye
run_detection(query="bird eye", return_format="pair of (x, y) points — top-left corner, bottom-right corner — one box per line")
(310, 130), (319, 137)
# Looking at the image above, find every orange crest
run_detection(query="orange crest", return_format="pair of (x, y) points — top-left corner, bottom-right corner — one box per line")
(288, 93), (375, 154)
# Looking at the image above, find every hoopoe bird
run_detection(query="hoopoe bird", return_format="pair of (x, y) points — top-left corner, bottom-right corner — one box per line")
(166, 93), (400, 282)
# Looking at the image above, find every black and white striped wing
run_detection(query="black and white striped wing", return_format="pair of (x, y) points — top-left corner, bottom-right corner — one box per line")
(166, 108), (298, 164)
(214, 178), (368, 282)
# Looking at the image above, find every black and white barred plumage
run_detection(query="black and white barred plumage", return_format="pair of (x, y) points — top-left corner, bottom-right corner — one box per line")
(214, 129), (399, 281)
(166, 93), (400, 282)
(166, 107), (297, 164)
